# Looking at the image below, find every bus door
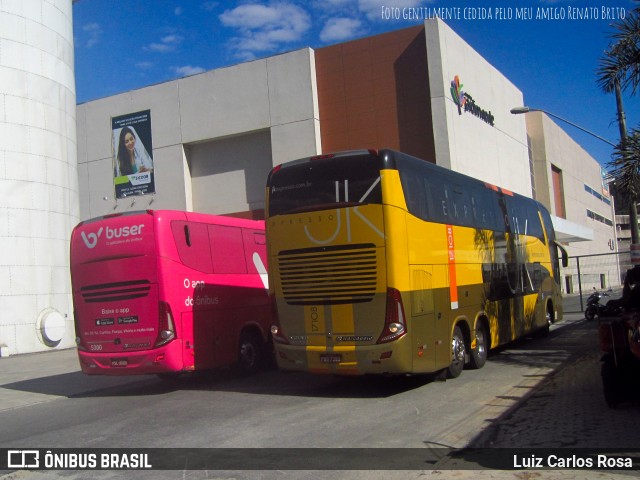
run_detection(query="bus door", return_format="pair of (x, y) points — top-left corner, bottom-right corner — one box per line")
(409, 266), (436, 371)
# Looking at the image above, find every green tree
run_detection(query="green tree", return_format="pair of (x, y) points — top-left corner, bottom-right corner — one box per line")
(610, 127), (640, 199)
(596, 6), (640, 94)
(596, 1), (640, 244)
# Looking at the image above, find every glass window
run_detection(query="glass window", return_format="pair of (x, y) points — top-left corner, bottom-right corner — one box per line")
(268, 153), (383, 217)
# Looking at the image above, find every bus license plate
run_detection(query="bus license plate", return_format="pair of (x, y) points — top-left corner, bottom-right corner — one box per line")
(320, 354), (342, 364)
(110, 359), (128, 368)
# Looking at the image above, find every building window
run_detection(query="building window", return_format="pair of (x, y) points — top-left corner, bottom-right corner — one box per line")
(551, 165), (566, 219)
(584, 184), (612, 206)
(586, 209), (613, 226)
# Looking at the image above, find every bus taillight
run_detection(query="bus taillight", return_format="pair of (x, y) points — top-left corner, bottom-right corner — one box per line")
(377, 288), (407, 344)
(155, 301), (176, 347)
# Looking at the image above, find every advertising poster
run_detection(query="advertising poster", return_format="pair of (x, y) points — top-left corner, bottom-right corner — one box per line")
(111, 110), (155, 199)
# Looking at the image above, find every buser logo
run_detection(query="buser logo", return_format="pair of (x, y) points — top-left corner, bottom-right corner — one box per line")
(80, 227), (103, 249)
(80, 225), (145, 249)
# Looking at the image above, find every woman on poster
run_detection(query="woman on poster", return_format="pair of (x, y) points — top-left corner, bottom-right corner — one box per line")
(114, 126), (154, 177)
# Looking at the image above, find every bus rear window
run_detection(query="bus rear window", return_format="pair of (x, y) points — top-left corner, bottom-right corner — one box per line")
(268, 154), (383, 216)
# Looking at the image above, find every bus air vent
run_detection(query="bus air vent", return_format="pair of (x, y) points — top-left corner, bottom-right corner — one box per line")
(277, 244), (378, 305)
(80, 280), (151, 303)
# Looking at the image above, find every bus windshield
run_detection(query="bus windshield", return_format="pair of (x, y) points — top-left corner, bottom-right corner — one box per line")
(268, 152), (383, 216)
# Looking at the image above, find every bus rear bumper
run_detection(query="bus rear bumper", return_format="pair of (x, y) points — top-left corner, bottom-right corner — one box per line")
(77, 341), (186, 375)
(273, 341), (413, 375)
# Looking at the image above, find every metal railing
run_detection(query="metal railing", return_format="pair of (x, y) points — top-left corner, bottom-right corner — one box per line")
(563, 251), (632, 311)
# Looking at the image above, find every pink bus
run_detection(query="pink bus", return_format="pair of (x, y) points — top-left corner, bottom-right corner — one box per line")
(70, 210), (272, 377)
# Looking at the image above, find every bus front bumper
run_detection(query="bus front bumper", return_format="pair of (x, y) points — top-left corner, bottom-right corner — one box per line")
(273, 340), (413, 375)
(77, 341), (186, 375)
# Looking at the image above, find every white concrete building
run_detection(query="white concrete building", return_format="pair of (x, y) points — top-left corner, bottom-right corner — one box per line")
(526, 112), (620, 292)
(0, 0), (79, 356)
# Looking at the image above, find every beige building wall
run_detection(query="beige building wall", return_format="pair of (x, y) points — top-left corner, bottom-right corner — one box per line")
(527, 112), (619, 291)
(76, 48), (321, 221)
(425, 18), (532, 197)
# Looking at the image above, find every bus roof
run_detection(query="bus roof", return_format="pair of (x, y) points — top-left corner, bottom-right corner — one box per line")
(75, 210), (265, 230)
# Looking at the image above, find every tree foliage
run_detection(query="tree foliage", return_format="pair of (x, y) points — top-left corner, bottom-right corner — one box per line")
(598, 2), (640, 206)
(610, 127), (640, 198)
(596, 3), (640, 94)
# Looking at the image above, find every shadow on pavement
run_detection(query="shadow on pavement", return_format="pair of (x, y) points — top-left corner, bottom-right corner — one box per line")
(466, 322), (640, 451)
(0, 361), (440, 400)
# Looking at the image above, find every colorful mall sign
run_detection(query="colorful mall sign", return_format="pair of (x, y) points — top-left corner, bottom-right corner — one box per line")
(450, 75), (495, 126)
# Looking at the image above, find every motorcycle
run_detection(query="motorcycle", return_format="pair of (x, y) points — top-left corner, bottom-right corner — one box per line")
(585, 291), (612, 321)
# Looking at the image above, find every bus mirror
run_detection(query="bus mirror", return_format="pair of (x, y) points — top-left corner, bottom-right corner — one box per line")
(555, 242), (569, 268)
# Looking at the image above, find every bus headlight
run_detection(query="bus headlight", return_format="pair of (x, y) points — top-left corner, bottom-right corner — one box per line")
(159, 330), (175, 341)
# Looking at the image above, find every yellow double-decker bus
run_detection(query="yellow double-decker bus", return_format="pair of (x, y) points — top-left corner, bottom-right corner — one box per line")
(265, 149), (567, 378)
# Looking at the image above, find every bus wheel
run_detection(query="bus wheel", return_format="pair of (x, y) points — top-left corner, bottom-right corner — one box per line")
(237, 332), (262, 375)
(447, 326), (466, 379)
(469, 323), (488, 370)
(536, 302), (554, 337)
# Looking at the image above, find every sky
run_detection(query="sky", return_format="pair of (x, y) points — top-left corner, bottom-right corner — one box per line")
(72, 0), (640, 170)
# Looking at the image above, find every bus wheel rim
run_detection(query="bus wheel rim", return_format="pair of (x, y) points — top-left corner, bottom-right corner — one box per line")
(240, 342), (256, 368)
(452, 335), (465, 363)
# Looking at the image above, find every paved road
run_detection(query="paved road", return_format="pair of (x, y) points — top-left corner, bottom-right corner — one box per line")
(0, 307), (638, 480)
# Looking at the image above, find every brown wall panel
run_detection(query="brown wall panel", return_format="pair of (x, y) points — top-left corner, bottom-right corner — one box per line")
(316, 26), (435, 162)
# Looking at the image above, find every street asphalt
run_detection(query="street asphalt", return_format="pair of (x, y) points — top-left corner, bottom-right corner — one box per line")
(0, 302), (638, 479)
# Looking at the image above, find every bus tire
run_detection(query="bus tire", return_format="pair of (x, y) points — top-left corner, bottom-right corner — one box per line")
(237, 331), (262, 375)
(469, 322), (488, 370)
(534, 302), (553, 338)
(447, 326), (466, 379)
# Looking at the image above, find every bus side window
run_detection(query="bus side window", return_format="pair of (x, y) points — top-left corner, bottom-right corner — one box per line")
(442, 184), (451, 220)
(171, 221), (213, 273)
(504, 197), (544, 239)
(525, 201), (545, 240)
(470, 192), (484, 228)
(245, 230), (268, 274)
(209, 225), (247, 274)
(496, 196), (509, 231)
(403, 174), (419, 217)
(422, 173), (450, 224)
(417, 181), (428, 220)
(452, 185), (471, 226)
(470, 187), (494, 230)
